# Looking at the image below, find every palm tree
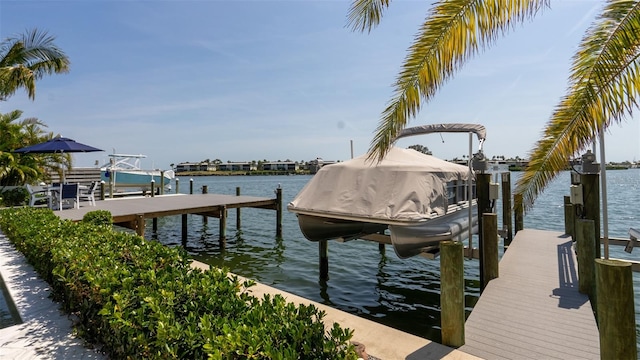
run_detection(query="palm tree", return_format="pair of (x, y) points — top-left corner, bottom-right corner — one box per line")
(349, 0), (640, 208)
(0, 110), (64, 186)
(0, 28), (70, 101)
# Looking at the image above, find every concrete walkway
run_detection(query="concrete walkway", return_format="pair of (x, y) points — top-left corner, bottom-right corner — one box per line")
(0, 233), (106, 359)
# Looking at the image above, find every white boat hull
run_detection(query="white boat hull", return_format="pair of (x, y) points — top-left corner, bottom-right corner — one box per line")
(101, 169), (174, 190)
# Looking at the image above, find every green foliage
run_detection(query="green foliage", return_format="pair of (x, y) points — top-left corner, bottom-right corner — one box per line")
(1, 28), (70, 101)
(0, 187), (28, 206)
(407, 144), (432, 155)
(82, 210), (113, 227)
(0, 207), (357, 359)
(0, 110), (67, 186)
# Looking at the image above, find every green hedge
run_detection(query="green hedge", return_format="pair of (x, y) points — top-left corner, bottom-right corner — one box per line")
(0, 208), (356, 359)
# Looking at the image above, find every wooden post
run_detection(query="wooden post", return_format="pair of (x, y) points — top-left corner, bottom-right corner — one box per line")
(160, 170), (165, 195)
(152, 218), (158, 231)
(514, 193), (524, 233)
(563, 196), (574, 237)
(481, 213), (499, 290)
(219, 205), (227, 244)
(501, 172), (513, 247)
(476, 173), (491, 287)
(379, 243), (385, 254)
(135, 214), (145, 237)
(319, 240), (329, 280)
(189, 178), (194, 194)
(175, 178), (179, 194)
(236, 187), (241, 229)
(150, 180), (155, 197)
(581, 174), (601, 259)
(595, 259), (637, 359)
(100, 181), (106, 201)
(576, 219), (595, 299)
(181, 214), (188, 246)
(202, 185), (208, 224)
(276, 186), (283, 238)
(440, 240), (464, 347)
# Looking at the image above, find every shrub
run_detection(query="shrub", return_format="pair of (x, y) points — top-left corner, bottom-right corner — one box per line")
(0, 187), (29, 206)
(82, 210), (113, 227)
(0, 207), (357, 359)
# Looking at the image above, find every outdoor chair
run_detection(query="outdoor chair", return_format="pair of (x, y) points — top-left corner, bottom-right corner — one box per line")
(78, 181), (98, 206)
(26, 184), (51, 207)
(50, 183), (79, 210)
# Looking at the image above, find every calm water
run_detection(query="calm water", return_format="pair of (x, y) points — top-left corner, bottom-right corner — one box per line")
(148, 170), (640, 347)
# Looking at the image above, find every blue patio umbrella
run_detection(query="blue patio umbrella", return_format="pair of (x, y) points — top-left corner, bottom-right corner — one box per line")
(13, 137), (103, 154)
(14, 136), (103, 209)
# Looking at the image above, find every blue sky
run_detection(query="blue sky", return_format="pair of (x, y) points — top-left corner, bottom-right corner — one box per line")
(1, 0), (639, 169)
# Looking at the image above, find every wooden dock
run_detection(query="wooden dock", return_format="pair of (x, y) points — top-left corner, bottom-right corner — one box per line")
(460, 229), (600, 359)
(56, 193), (280, 238)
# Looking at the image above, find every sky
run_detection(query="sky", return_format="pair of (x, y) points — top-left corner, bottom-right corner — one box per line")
(1, 0), (639, 170)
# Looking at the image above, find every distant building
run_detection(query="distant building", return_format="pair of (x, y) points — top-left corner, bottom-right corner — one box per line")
(262, 161), (298, 171)
(308, 158), (338, 174)
(176, 162), (216, 172)
(217, 162), (256, 171)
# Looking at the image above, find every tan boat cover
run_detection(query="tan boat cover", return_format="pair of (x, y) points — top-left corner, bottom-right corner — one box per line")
(288, 147), (472, 224)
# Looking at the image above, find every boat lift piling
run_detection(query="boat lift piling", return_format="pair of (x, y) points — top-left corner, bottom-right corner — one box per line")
(501, 172), (513, 247)
(514, 193), (524, 233)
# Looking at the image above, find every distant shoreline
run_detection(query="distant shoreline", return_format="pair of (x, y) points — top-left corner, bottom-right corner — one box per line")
(175, 170), (311, 177)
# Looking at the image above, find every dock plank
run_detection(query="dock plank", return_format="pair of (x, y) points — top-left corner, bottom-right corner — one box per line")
(460, 229), (600, 359)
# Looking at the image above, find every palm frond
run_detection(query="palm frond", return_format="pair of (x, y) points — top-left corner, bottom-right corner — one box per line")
(516, 0), (640, 209)
(347, 0), (392, 33)
(367, 0), (549, 162)
(0, 28), (69, 100)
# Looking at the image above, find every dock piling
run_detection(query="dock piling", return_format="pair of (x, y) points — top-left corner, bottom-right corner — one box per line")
(514, 193), (524, 233)
(481, 213), (499, 290)
(563, 196), (574, 237)
(595, 259), (637, 359)
(319, 240), (329, 280)
(476, 173), (491, 287)
(150, 180), (155, 197)
(100, 181), (106, 201)
(581, 173), (601, 258)
(276, 186), (282, 238)
(501, 172), (513, 247)
(181, 214), (188, 246)
(135, 214), (145, 237)
(175, 178), (179, 194)
(219, 205), (227, 244)
(440, 240), (464, 347)
(202, 185), (208, 224)
(236, 187), (242, 229)
(189, 178), (194, 194)
(576, 219), (596, 299)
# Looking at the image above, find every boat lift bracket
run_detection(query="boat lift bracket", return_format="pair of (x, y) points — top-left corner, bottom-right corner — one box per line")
(625, 228), (639, 253)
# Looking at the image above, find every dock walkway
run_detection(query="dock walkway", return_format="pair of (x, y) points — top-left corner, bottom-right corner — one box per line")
(56, 193), (277, 224)
(460, 229), (600, 359)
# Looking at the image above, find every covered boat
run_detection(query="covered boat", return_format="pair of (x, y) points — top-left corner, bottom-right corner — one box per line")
(289, 123), (487, 259)
(289, 146), (479, 258)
